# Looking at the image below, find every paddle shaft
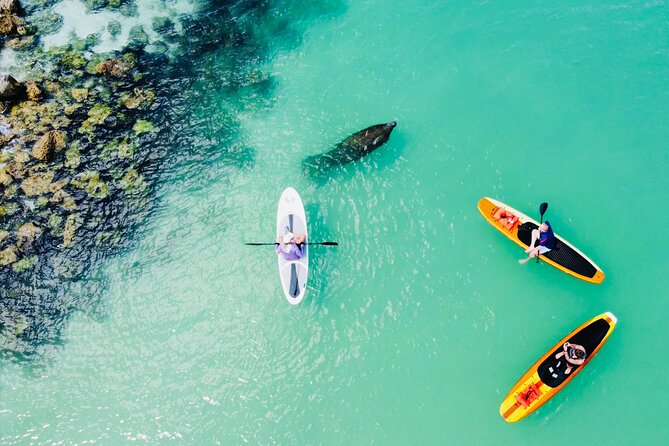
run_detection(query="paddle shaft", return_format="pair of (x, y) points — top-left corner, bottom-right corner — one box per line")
(536, 202), (548, 263)
(245, 242), (338, 246)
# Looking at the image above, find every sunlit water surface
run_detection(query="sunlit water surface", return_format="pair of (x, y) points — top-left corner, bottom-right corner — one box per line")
(2, 0), (668, 444)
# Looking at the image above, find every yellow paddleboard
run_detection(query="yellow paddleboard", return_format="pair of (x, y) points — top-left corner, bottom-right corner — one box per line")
(478, 197), (605, 284)
(500, 312), (617, 422)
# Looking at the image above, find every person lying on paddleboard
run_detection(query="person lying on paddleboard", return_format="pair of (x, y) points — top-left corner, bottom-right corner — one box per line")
(276, 231), (306, 261)
(554, 341), (586, 375)
(519, 221), (556, 264)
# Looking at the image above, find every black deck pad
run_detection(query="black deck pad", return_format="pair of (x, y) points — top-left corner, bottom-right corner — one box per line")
(538, 318), (611, 388)
(517, 223), (597, 279)
(289, 263), (300, 297)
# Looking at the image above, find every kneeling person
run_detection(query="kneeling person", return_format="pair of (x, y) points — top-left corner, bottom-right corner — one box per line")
(276, 231), (306, 261)
(555, 341), (586, 375)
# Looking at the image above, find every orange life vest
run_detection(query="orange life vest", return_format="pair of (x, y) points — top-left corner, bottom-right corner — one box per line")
(493, 207), (519, 231)
(516, 383), (542, 408)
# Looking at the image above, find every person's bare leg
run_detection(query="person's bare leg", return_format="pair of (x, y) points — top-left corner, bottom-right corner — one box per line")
(519, 248), (539, 264)
(294, 233), (306, 244)
(525, 229), (540, 253)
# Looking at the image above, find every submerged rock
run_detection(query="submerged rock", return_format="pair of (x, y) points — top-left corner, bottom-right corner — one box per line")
(0, 201), (19, 217)
(0, 0), (20, 14)
(117, 138), (134, 158)
(146, 40), (169, 54)
(70, 88), (88, 103)
(6, 34), (36, 50)
(132, 119), (154, 134)
(31, 10), (63, 35)
(64, 144), (80, 168)
(95, 56), (134, 77)
(121, 87), (155, 109)
(25, 81), (42, 101)
(0, 245), (18, 266)
(2, 184), (18, 200)
(0, 14), (12, 33)
(10, 95), (59, 129)
(83, 32), (101, 49)
(0, 75), (24, 100)
(83, 0), (133, 13)
(20, 171), (54, 196)
(71, 170), (109, 199)
(0, 13), (26, 36)
(127, 24), (148, 50)
(107, 20), (121, 39)
(152, 16), (175, 35)
(0, 15), (13, 35)
(11, 255), (37, 272)
(59, 50), (86, 69)
(17, 222), (42, 251)
(51, 189), (76, 210)
(31, 130), (67, 161)
(0, 166), (12, 186)
(31, 135), (54, 161)
(62, 213), (81, 248)
(79, 104), (113, 134)
(47, 213), (63, 236)
(120, 168), (147, 194)
(102, 137), (135, 160)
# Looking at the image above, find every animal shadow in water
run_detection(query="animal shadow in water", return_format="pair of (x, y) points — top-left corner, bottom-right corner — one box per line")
(302, 129), (405, 187)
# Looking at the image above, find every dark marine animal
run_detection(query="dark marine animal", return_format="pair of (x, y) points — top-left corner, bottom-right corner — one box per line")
(302, 121), (397, 176)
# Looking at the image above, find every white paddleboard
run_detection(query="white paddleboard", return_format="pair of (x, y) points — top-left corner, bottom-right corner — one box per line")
(276, 187), (308, 304)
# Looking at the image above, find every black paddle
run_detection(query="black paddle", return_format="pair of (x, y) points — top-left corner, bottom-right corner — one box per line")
(536, 202), (548, 263)
(245, 242), (339, 246)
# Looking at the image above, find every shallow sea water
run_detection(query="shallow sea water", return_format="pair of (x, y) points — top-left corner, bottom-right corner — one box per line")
(1, 0), (668, 444)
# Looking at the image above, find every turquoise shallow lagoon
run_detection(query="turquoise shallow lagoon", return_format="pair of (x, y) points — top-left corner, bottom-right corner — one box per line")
(2, 0), (668, 444)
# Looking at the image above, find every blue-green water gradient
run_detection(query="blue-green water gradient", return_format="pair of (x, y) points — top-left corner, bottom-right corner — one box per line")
(2, 0), (668, 444)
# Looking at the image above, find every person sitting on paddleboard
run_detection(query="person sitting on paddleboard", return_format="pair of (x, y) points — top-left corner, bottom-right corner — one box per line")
(275, 231), (306, 261)
(554, 341), (586, 375)
(519, 221), (556, 264)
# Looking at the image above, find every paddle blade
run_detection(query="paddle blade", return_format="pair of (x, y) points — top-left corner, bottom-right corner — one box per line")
(539, 202), (548, 218)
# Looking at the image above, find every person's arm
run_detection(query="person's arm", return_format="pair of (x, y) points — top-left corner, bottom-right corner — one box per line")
(556, 342), (570, 359)
(294, 233), (306, 244)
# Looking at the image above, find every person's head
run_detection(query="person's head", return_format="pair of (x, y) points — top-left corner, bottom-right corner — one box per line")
(539, 221), (551, 232)
(283, 232), (294, 244)
(573, 348), (586, 360)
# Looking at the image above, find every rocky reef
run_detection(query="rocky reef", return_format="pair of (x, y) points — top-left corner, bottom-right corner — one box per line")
(0, 0), (341, 361)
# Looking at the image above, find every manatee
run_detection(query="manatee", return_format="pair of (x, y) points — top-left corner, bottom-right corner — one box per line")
(302, 121), (397, 176)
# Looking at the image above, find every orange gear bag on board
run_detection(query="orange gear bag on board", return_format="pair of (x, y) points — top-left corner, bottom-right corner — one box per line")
(493, 207), (519, 231)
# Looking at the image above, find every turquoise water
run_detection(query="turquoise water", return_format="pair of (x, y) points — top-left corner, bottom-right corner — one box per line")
(2, 0), (668, 444)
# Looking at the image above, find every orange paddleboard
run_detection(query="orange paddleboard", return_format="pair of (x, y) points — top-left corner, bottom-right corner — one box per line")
(500, 312), (617, 422)
(478, 197), (605, 284)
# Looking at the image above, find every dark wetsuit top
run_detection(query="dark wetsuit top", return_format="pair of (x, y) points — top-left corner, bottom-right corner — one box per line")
(540, 221), (557, 249)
